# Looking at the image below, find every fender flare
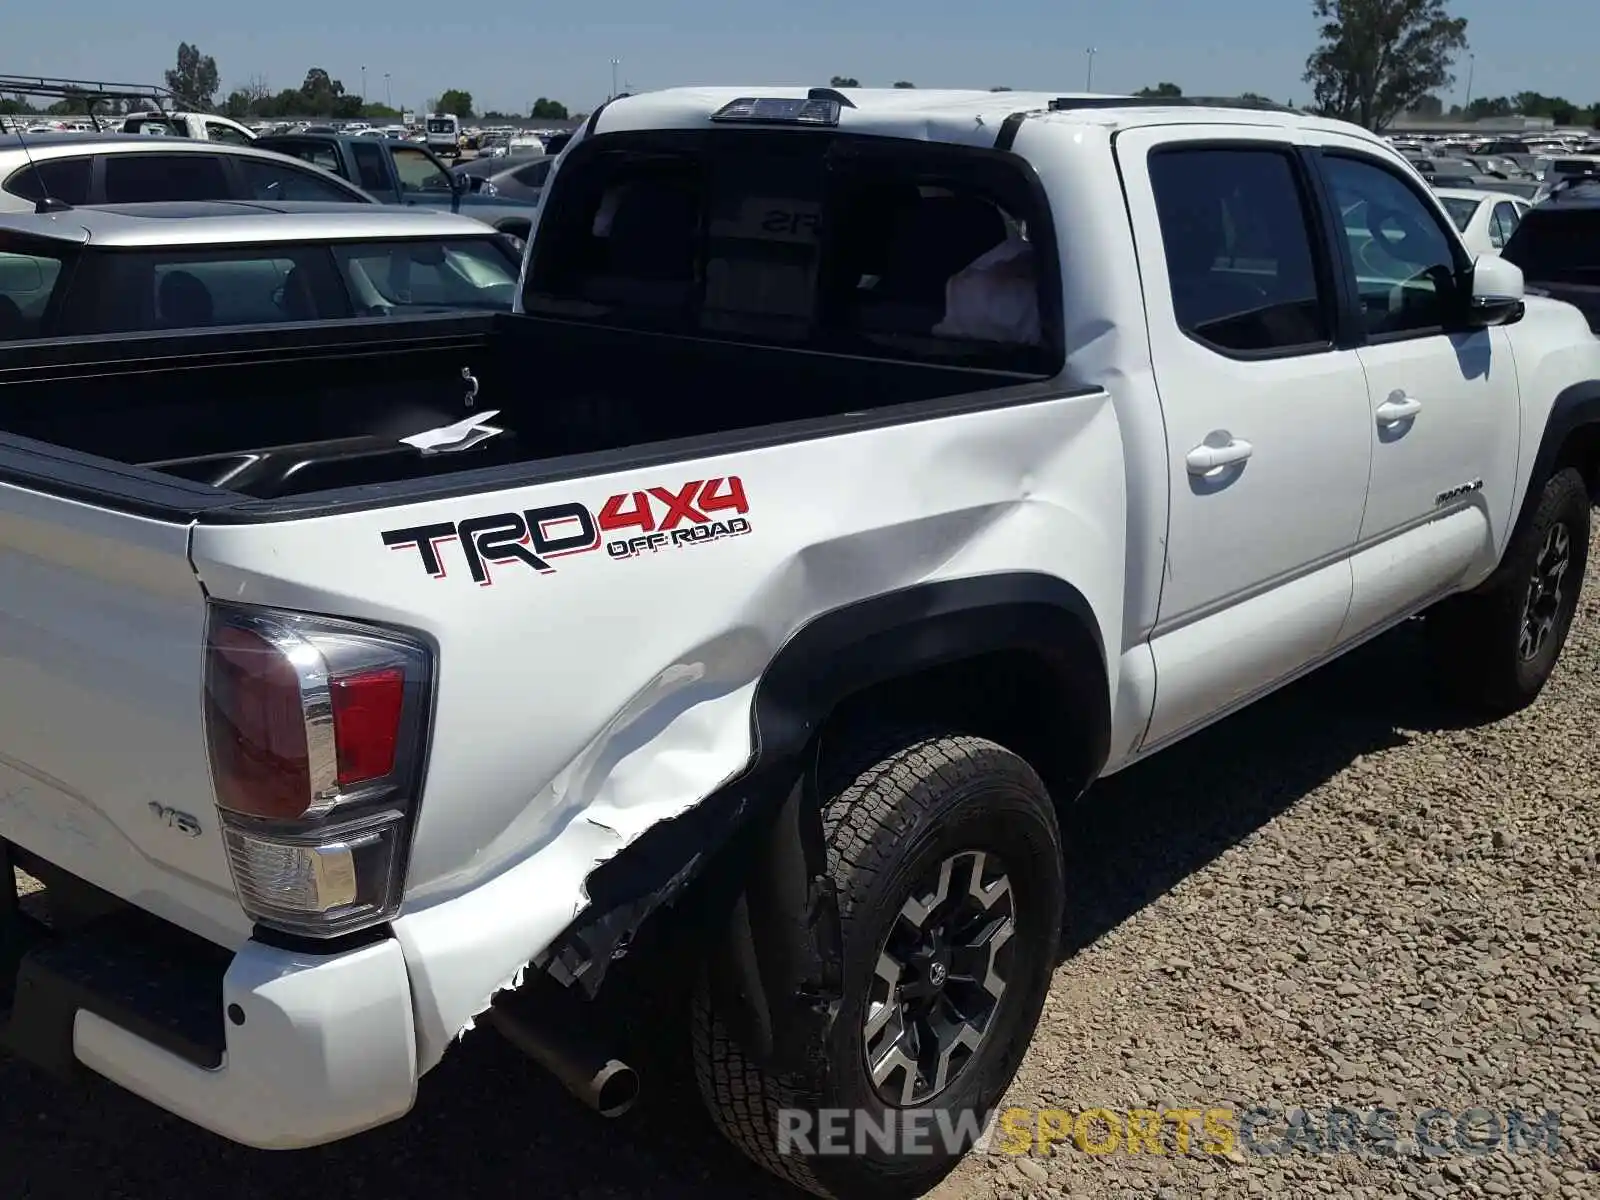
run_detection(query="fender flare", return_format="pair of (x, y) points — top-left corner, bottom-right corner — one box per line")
(1486, 379), (1600, 589)
(565, 573), (1110, 1072)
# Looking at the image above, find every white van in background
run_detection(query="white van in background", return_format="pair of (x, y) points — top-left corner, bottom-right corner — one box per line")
(425, 113), (461, 158)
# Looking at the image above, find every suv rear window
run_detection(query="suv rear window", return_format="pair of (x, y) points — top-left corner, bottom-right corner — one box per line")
(1502, 207), (1600, 283)
(522, 130), (1061, 375)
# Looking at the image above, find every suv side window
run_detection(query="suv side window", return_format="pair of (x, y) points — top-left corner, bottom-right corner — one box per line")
(4, 158), (93, 207)
(1320, 153), (1465, 339)
(1147, 146), (1332, 356)
(512, 159), (552, 188)
(103, 153), (230, 202)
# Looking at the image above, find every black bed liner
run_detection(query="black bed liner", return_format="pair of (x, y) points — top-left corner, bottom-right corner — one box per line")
(0, 311), (1071, 524)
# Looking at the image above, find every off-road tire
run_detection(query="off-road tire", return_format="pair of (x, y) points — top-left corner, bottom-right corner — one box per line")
(692, 733), (1064, 1200)
(1428, 467), (1590, 716)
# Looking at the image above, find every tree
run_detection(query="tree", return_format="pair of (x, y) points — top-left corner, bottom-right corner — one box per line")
(1238, 91), (1276, 105)
(1408, 92), (1444, 116)
(893, 81), (915, 89)
(165, 42), (220, 110)
(529, 97), (568, 119)
(1136, 82), (1183, 97)
(830, 76), (860, 88)
(437, 89), (474, 118)
(1303, 0), (1468, 131)
(989, 86), (1013, 92)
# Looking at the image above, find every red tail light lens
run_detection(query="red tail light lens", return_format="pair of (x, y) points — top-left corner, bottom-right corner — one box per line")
(204, 624), (313, 820)
(202, 603), (433, 937)
(331, 668), (405, 787)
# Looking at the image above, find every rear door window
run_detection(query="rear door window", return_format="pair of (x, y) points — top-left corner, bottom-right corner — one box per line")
(3, 157), (93, 206)
(103, 153), (231, 202)
(350, 141), (394, 193)
(266, 139), (344, 172)
(1146, 146), (1332, 355)
(236, 157), (365, 203)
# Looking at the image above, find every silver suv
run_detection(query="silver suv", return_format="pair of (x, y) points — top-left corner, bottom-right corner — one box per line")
(0, 133), (376, 213)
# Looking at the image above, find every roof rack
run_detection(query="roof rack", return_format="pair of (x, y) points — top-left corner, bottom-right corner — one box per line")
(1047, 94), (1300, 115)
(0, 74), (186, 131)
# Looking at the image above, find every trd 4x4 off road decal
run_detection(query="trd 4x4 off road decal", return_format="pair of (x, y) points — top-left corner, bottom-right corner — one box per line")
(382, 476), (752, 585)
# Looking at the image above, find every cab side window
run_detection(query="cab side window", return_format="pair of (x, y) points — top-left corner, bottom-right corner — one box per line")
(1148, 146), (1331, 356)
(392, 147), (451, 193)
(1320, 154), (1466, 339)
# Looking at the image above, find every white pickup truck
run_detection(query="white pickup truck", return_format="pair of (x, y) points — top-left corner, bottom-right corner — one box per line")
(1, 88), (1597, 1198)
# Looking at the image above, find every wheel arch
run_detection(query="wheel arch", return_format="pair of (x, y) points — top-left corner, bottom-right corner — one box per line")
(1485, 380), (1600, 591)
(575, 573), (1109, 1072)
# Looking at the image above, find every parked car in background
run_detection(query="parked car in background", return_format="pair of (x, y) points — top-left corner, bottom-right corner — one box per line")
(254, 131), (542, 238)
(1433, 187), (1531, 256)
(0, 134), (376, 213)
(1503, 183), (1600, 332)
(119, 110), (258, 144)
(450, 153), (552, 202)
(425, 113), (461, 158)
(0, 201), (522, 342)
(1533, 155), (1600, 203)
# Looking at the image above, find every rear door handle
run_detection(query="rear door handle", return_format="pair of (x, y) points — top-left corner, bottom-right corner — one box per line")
(1185, 438), (1254, 474)
(1375, 393), (1423, 424)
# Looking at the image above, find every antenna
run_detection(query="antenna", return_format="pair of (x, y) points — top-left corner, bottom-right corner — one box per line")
(6, 118), (69, 213)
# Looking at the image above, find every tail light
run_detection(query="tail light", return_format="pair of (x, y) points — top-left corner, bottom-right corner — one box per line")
(202, 603), (434, 938)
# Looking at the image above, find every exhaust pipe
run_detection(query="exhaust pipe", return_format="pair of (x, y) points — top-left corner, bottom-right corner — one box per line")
(482, 997), (641, 1118)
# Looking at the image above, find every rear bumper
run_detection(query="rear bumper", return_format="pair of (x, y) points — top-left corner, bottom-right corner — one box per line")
(2, 864), (417, 1150)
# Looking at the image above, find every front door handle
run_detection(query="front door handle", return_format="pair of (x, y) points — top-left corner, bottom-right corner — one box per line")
(1375, 393), (1423, 424)
(1186, 437), (1254, 474)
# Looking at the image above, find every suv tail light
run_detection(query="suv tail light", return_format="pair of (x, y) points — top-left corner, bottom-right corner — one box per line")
(202, 603), (434, 937)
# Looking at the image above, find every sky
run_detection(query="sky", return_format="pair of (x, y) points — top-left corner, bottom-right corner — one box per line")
(11, 0), (1595, 117)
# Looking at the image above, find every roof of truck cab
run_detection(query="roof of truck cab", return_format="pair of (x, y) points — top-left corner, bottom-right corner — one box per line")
(0, 201), (497, 247)
(590, 87), (1392, 152)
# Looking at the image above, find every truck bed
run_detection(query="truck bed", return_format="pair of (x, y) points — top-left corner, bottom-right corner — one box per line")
(0, 313), (1050, 512)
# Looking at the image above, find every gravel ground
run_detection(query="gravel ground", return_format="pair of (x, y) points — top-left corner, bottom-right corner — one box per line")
(4, 527), (1597, 1200)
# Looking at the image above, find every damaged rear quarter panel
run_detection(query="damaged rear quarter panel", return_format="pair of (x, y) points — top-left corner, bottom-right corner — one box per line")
(186, 392), (1124, 1072)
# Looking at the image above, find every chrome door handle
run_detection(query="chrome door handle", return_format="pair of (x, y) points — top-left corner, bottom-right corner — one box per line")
(1185, 437), (1254, 474)
(1375, 393), (1423, 424)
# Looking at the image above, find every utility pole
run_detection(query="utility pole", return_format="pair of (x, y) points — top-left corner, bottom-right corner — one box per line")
(610, 58), (620, 101)
(385, 73), (392, 110)
(1464, 52), (1476, 111)
(1085, 47), (1097, 92)
(361, 65), (367, 103)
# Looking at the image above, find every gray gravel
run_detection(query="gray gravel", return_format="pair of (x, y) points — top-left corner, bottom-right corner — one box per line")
(5, 528), (1597, 1200)
(939, 524), (1600, 1200)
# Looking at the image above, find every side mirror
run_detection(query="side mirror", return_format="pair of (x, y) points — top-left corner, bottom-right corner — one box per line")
(1462, 253), (1525, 328)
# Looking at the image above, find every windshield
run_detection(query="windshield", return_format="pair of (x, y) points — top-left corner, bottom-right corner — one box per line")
(1439, 196), (1480, 232)
(333, 237), (520, 312)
